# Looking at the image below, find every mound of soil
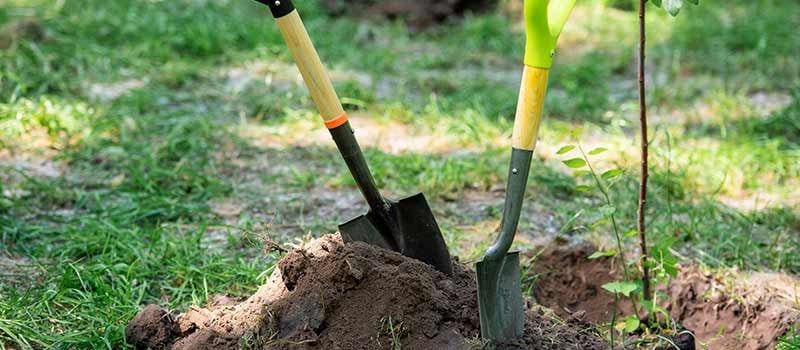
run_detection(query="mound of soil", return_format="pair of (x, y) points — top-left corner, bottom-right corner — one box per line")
(320, 0), (495, 30)
(127, 235), (606, 349)
(531, 243), (800, 350)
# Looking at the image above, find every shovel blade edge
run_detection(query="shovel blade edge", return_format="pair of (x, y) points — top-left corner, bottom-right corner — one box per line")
(476, 251), (524, 344)
(339, 214), (394, 251)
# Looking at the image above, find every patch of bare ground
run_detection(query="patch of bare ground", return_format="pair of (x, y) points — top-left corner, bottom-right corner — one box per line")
(0, 109), (68, 187)
(748, 91), (793, 118)
(86, 79), (147, 102)
(0, 254), (40, 290)
(531, 242), (800, 350)
(212, 143), (365, 239)
(718, 191), (800, 212)
(218, 140), (562, 252)
(126, 234), (606, 350)
(239, 112), (493, 156)
(320, 0), (495, 30)
(0, 123), (64, 164)
(221, 60), (372, 97)
(226, 115), (557, 247)
(0, 158), (65, 179)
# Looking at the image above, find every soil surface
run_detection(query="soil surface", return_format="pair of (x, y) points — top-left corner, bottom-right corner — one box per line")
(531, 242), (800, 350)
(127, 234), (606, 349)
(320, 0), (495, 30)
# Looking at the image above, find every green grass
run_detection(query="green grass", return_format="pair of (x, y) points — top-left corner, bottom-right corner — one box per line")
(0, 63), (275, 348)
(1, 0), (799, 348)
(778, 329), (800, 350)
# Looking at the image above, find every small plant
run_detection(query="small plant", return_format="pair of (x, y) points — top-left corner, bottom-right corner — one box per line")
(557, 138), (628, 275)
(558, 136), (679, 346)
(378, 316), (405, 350)
(558, 138), (642, 344)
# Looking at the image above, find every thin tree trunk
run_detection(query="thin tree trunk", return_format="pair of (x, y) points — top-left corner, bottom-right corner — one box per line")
(637, 0), (651, 301)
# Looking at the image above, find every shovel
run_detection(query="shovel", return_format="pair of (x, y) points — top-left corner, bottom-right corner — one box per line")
(255, 0), (452, 275)
(476, 0), (575, 344)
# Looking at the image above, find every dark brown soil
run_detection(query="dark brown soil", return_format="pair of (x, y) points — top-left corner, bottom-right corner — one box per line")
(126, 305), (178, 349)
(320, 0), (495, 30)
(530, 243), (633, 323)
(126, 234), (606, 349)
(531, 242), (800, 350)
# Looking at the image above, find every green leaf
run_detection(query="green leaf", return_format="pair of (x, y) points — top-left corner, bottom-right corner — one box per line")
(660, 253), (680, 277)
(602, 281), (639, 297)
(614, 315), (640, 333)
(588, 250), (616, 260)
(624, 315), (640, 333)
(556, 145), (575, 154)
(663, 0), (683, 16)
(624, 229), (638, 237)
(590, 217), (609, 227)
(651, 237), (679, 277)
(573, 170), (591, 177)
(563, 158), (587, 169)
(588, 147), (607, 155)
(601, 169), (623, 180)
(575, 185), (592, 192)
(598, 205), (616, 217)
(650, 0), (662, 6)
(559, 210), (584, 234)
(642, 299), (671, 318)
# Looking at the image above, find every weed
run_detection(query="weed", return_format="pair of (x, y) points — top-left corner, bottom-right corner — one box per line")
(378, 316), (405, 350)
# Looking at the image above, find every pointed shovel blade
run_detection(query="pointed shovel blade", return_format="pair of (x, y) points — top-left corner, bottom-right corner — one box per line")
(476, 251), (524, 343)
(393, 192), (452, 275)
(339, 192), (452, 275)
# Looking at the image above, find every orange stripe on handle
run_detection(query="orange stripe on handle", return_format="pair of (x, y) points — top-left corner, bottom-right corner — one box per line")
(324, 113), (348, 129)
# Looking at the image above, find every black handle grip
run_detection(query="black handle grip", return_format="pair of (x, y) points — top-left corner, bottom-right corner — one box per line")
(254, 0), (295, 18)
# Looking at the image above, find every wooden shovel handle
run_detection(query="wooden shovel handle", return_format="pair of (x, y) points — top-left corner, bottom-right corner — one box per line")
(274, 9), (347, 126)
(511, 66), (549, 151)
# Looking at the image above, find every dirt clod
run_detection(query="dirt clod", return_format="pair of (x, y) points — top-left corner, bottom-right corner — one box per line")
(126, 234), (606, 349)
(126, 305), (177, 349)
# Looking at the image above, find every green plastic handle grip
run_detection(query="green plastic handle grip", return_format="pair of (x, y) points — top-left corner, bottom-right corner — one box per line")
(524, 0), (577, 68)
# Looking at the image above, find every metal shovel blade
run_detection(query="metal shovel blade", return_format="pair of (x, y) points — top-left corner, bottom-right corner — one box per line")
(338, 215), (394, 250)
(476, 251), (524, 343)
(340, 192), (453, 275)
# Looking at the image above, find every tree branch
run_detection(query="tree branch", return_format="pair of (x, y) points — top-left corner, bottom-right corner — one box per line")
(637, 0), (651, 302)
